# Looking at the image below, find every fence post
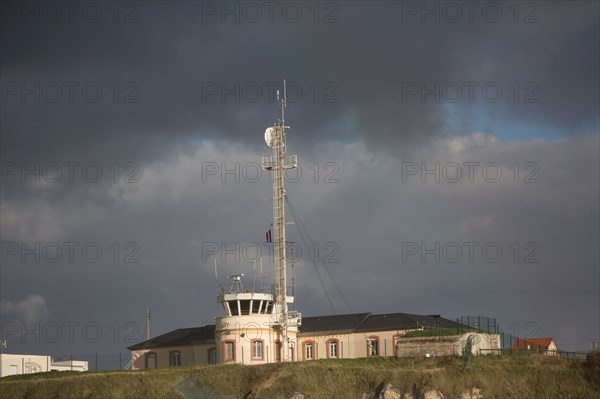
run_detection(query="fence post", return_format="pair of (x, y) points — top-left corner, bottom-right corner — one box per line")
(95, 353), (97, 370)
(119, 353), (122, 370)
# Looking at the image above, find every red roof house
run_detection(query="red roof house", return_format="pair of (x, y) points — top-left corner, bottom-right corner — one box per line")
(512, 337), (558, 355)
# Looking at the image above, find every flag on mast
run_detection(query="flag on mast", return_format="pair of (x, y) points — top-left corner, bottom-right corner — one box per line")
(265, 229), (272, 243)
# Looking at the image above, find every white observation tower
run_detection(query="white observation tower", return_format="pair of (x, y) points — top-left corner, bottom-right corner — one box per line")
(214, 81), (301, 364)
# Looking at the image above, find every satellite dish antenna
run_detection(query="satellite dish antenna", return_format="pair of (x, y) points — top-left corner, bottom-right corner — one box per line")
(264, 127), (275, 148)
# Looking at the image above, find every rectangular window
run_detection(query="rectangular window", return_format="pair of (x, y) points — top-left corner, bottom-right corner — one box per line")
(146, 353), (157, 368)
(225, 342), (235, 361)
(252, 341), (263, 359)
(275, 342), (282, 362)
(208, 349), (216, 365)
(305, 343), (313, 360)
(368, 339), (378, 356)
(170, 351), (181, 367)
(329, 341), (338, 358)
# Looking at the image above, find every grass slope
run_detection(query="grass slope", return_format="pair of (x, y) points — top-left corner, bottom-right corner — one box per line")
(1, 354), (599, 399)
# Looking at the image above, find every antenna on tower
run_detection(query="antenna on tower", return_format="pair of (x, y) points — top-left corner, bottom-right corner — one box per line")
(291, 262), (295, 299)
(252, 261), (257, 293)
(145, 307), (151, 341)
(282, 79), (286, 129)
(276, 79), (287, 126)
(261, 80), (298, 362)
(214, 258), (218, 282)
(260, 257), (266, 291)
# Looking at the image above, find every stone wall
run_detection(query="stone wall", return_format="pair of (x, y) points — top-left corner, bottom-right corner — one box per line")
(395, 333), (500, 358)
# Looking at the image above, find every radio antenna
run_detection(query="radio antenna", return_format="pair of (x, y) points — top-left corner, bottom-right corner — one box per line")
(214, 258), (218, 282)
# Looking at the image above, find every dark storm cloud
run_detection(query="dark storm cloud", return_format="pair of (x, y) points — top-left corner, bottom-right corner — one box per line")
(1, 1), (598, 355)
(1, 1), (598, 165)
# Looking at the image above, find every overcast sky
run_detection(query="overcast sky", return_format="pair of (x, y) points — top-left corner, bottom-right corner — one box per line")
(1, 1), (598, 357)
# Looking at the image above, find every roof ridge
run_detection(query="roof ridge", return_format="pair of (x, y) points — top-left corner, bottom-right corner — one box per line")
(302, 312), (370, 318)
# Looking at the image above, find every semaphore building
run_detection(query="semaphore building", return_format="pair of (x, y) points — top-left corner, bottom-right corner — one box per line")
(127, 82), (500, 369)
(127, 312), (473, 368)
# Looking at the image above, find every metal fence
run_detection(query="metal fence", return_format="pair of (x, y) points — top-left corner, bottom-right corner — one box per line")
(52, 352), (131, 371)
(480, 348), (588, 360)
(458, 316), (498, 334)
(458, 315), (528, 350)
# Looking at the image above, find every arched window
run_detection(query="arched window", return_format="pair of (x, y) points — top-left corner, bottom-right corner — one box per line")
(251, 339), (264, 360)
(302, 340), (315, 361)
(145, 352), (157, 369)
(274, 340), (282, 363)
(367, 336), (380, 357)
(326, 338), (339, 358)
(169, 350), (181, 367)
(207, 347), (217, 365)
(223, 340), (236, 362)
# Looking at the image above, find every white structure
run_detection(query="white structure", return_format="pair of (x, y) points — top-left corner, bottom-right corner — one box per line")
(48, 360), (89, 372)
(0, 354), (50, 377)
(0, 354), (88, 377)
(214, 81), (301, 364)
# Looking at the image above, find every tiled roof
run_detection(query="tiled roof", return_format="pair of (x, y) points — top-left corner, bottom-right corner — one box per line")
(299, 312), (460, 335)
(512, 337), (555, 350)
(356, 312), (458, 332)
(299, 313), (370, 334)
(127, 313), (463, 350)
(126, 325), (215, 350)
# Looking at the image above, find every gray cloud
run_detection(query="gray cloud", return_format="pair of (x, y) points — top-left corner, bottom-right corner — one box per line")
(1, 294), (49, 323)
(1, 1), (598, 355)
(1, 132), (598, 353)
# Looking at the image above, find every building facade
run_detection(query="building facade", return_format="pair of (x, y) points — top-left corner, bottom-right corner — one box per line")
(0, 354), (88, 377)
(127, 312), (500, 369)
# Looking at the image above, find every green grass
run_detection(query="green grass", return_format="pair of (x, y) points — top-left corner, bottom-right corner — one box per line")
(1, 354), (599, 399)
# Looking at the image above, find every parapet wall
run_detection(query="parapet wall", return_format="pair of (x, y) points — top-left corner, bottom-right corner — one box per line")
(395, 333), (500, 358)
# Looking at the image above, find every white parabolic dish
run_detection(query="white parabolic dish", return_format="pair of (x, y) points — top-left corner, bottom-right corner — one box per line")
(264, 127), (275, 148)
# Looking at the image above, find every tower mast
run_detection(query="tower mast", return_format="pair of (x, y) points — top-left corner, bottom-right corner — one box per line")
(262, 80), (297, 361)
(145, 307), (151, 341)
